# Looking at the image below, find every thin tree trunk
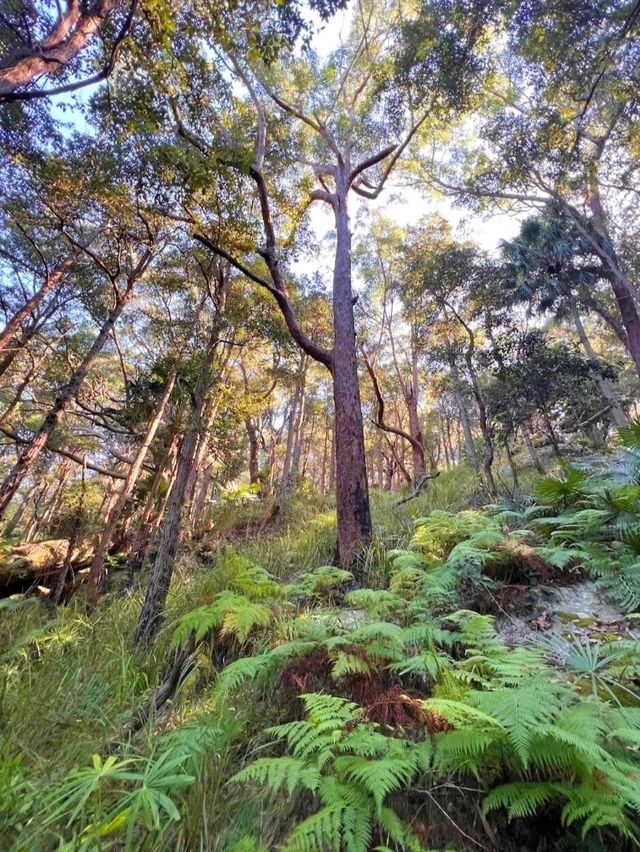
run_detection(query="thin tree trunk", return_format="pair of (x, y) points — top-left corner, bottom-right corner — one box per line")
(542, 407), (563, 463)
(87, 370), (175, 601)
(448, 356), (478, 472)
(3, 482), (36, 537)
(570, 303), (628, 428)
(134, 322), (221, 645)
(0, 252), (77, 352)
(246, 418), (260, 484)
(0, 256), (148, 520)
(523, 424), (545, 474)
(127, 434), (177, 563)
(52, 457), (87, 605)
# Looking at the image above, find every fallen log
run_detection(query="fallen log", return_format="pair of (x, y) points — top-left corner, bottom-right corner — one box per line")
(0, 539), (94, 589)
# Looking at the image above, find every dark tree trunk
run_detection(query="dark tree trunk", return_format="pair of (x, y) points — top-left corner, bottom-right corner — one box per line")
(332, 180), (371, 565)
(246, 417), (260, 484)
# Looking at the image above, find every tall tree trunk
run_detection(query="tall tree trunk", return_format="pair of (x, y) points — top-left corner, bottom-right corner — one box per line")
(320, 405), (330, 493)
(388, 323), (426, 483)
(328, 428), (336, 492)
(246, 418), (260, 484)
(448, 356), (478, 472)
(523, 424), (545, 474)
(0, 258), (147, 520)
(38, 462), (71, 532)
(134, 325), (221, 645)
(3, 482), (36, 537)
(406, 347), (426, 481)
(281, 355), (306, 490)
(332, 181), (372, 565)
(87, 370), (175, 601)
(127, 434), (178, 563)
(570, 302), (628, 428)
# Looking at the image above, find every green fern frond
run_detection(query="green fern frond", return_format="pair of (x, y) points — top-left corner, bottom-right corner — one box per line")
(470, 681), (569, 766)
(280, 803), (345, 852)
(483, 781), (560, 819)
(337, 752), (419, 813)
(295, 567), (354, 598)
(171, 592), (273, 647)
(331, 651), (374, 680)
(230, 757), (320, 796)
(214, 654), (276, 693)
(344, 589), (406, 618)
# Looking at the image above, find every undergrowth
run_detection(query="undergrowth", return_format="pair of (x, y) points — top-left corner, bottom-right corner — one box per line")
(2, 460), (640, 850)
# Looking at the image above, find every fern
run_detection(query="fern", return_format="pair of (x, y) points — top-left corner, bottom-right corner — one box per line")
(294, 567), (353, 599)
(483, 781), (561, 819)
(171, 592), (272, 647)
(231, 693), (428, 851)
(231, 757), (320, 796)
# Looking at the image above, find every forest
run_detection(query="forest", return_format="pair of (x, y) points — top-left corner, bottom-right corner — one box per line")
(1, 0), (640, 849)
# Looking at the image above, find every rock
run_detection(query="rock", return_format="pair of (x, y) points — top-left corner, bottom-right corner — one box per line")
(496, 579), (640, 651)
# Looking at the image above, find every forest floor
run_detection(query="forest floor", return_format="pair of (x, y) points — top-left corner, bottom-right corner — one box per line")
(2, 460), (640, 851)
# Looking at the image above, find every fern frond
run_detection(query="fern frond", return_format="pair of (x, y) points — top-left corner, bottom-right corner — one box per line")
(331, 651), (374, 680)
(214, 654), (276, 693)
(230, 757), (320, 796)
(483, 782), (560, 819)
(337, 752), (419, 813)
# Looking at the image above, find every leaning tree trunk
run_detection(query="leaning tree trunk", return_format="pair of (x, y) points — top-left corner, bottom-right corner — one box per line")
(134, 326), (221, 645)
(87, 370), (176, 601)
(0, 0), (123, 95)
(0, 252), (77, 352)
(406, 348), (426, 482)
(570, 302), (628, 428)
(585, 182), (640, 379)
(0, 276), (140, 520)
(332, 180), (372, 566)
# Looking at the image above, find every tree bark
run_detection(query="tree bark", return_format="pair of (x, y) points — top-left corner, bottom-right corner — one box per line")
(87, 370), (176, 601)
(332, 179), (372, 565)
(448, 355), (478, 473)
(134, 324), (221, 646)
(0, 252), (76, 352)
(246, 418), (260, 484)
(570, 303), (629, 428)
(0, 0), (123, 95)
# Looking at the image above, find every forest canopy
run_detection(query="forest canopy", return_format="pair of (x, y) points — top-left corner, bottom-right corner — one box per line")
(1, 1), (640, 850)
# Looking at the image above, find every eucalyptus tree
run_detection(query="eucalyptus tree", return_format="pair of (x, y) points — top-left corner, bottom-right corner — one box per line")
(0, 0), (345, 99)
(180, 0), (493, 566)
(356, 216), (428, 485)
(0, 141), (168, 519)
